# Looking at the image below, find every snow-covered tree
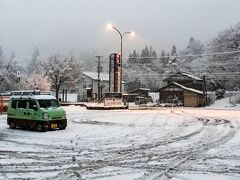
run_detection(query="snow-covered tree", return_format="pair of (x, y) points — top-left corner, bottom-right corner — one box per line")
(28, 47), (40, 74)
(42, 55), (81, 99)
(140, 46), (150, 63)
(128, 50), (140, 64)
(126, 46), (162, 90)
(26, 73), (51, 91)
(0, 49), (26, 91)
(149, 46), (157, 58)
(178, 37), (205, 72)
(160, 50), (167, 65)
(171, 45), (177, 56)
(0, 46), (3, 67)
(182, 37), (205, 55)
(207, 22), (240, 90)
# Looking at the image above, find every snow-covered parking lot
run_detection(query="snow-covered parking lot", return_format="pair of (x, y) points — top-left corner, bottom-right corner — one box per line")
(1, 106), (240, 180)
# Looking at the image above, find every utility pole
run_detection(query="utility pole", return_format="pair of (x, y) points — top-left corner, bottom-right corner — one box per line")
(203, 75), (207, 106)
(96, 56), (103, 102)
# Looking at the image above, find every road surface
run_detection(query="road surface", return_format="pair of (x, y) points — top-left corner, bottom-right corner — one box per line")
(0, 106), (240, 179)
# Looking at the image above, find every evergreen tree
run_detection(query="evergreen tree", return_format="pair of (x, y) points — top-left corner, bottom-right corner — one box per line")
(6, 51), (16, 70)
(160, 50), (166, 59)
(160, 50), (167, 65)
(178, 37), (205, 72)
(186, 37), (204, 54)
(0, 46), (3, 68)
(207, 22), (240, 89)
(28, 47), (40, 74)
(0, 46), (3, 59)
(149, 46), (157, 58)
(140, 46), (150, 63)
(128, 50), (139, 64)
(171, 45), (177, 56)
(166, 52), (170, 63)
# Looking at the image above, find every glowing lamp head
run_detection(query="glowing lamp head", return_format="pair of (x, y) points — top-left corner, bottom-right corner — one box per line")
(107, 23), (113, 30)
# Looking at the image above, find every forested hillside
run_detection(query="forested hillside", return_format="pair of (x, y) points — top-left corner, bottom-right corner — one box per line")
(126, 22), (240, 91)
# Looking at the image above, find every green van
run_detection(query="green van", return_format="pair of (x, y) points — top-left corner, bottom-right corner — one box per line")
(7, 92), (67, 132)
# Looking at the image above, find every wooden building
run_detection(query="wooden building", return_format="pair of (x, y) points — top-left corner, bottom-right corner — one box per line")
(158, 82), (204, 107)
(157, 71), (205, 107)
(77, 72), (125, 102)
(129, 88), (151, 97)
(124, 88), (152, 103)
(164, 71), (203, 91)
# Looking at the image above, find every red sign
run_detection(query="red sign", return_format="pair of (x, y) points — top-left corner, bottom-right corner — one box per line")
(109, 53), (121, 92)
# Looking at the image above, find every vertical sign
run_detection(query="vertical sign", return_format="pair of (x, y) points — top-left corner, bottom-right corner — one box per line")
(115, 54), (121, 92)
(16, 71), (21, 77)
(109, 53), (122, 92)
(16, 71), (21, 83)
(109, 54), (115, 92)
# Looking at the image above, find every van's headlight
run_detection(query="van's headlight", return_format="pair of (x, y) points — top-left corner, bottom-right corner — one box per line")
(63, 111), (66, 118)
(43, 112), (48, 119)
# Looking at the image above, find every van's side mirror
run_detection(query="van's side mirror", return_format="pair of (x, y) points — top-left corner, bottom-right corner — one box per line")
(33, 105), (38, 111)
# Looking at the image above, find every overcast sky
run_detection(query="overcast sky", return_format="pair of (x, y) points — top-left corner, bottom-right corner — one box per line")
(1, 0), (240, 60)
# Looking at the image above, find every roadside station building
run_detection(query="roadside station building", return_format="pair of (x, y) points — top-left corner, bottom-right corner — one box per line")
(77, 72), (125, 102)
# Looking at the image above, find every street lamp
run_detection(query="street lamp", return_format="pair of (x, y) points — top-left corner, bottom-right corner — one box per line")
(107, 24), (134, 92)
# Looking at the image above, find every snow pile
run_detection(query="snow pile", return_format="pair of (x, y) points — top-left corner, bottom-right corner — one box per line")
(210, 97), (240, 109)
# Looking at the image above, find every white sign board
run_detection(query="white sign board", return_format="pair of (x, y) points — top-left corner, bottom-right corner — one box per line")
(16, 71), (21, 77)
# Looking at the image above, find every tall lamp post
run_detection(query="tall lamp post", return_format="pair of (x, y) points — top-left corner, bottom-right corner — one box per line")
(107, 24), (134, 92)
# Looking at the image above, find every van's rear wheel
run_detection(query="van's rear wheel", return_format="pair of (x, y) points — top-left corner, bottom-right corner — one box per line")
(36, 124), (44, 132)
(9, 121), (16, 129)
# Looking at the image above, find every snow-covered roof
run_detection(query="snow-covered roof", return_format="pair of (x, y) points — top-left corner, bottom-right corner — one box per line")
(179, 72), (203, 81)
(83, 72), (126, 83)
(172, 82), (203, 94)
(158, 82), (203, 95)
(138, 88), (151, 91)
(33, 95), (57, 100)
(11, 95), (56, 100)
(164, 71), (202, 81)
(83, 72), (109, 81)
(131, 88), (151, 92)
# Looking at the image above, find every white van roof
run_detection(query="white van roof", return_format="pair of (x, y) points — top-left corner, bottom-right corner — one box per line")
(11, 95), (56, 100)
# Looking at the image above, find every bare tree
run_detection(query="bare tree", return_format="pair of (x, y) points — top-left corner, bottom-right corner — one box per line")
(42, 55), (80, 100)
(0, 49), (24, 91)
(26, 72), (51, 91)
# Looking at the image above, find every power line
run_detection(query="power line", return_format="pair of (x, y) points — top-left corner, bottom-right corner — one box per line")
(126, 50), (240, 59)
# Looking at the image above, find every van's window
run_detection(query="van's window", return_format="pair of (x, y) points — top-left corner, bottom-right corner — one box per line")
(29, 100), (37, 109)
(11, 100), (17, 109)
(18, 100), (27, 109)
(37, 99), (59, 108)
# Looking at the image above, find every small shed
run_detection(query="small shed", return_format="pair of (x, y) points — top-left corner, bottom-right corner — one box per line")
(129, 88), (151, 97)
(158, 82), (204, 107)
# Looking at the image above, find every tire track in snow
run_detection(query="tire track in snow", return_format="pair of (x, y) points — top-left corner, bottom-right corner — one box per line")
(137, 111), (238, 179)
